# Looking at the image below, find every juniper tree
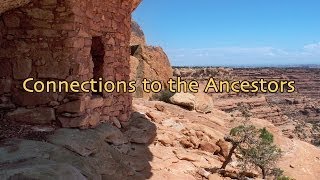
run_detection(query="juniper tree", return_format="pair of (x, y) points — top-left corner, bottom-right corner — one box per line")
(239, 128), (282, 179)
(221, 125), (258, 169)
(221, 126), (282, 179)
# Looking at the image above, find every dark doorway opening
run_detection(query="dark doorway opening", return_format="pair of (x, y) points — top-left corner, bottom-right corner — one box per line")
(91, 37), (105, 96)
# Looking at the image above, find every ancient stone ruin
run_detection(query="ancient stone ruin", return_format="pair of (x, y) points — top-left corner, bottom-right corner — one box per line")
(0, 0), (141, 128)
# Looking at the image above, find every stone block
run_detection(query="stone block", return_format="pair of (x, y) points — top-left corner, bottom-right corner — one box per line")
(13, 57), (32, 80)
(0, 60), (12, 78)
(37, 60), (70, 79)
(26, 8), (54, 20)
(57, 100), (86, 113)
(35, 51), (70, 79)
(3, 14), (20, 28)
(58, 111), (100, 128)
(0, 78), (12, 94)
(6, 107), (56, 124)
(40, 0), (58, 6)
(13, 91), (57, 106)
(86, 96), (104, 110)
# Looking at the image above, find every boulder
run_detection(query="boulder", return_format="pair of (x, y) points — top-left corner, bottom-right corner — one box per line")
(6, 107), (55, 124)
(169, 92), (196, 110)
(194, 92), (214, 113)
(124, 116), (156, 144)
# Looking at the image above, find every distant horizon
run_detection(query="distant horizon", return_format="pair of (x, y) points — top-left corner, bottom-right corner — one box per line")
(172, 64), (320, 68)
(133, 1), (320, 66)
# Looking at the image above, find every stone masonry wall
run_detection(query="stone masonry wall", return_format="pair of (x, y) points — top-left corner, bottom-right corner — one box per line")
(0, 0), (140, 128)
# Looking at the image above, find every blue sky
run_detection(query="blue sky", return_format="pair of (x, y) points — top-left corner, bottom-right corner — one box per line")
(133, 0), (320, 66)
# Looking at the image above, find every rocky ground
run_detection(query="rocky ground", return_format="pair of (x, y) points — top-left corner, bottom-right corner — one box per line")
(1, 98), (320, 180)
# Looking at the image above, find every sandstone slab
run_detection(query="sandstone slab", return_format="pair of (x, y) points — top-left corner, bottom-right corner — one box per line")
(58, 111), (100, 128)
(6, 107), (55, 124)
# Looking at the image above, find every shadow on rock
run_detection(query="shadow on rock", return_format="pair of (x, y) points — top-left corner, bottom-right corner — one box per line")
(0, 112), (157, 180)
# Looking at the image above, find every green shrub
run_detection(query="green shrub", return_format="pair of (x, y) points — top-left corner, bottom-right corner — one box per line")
(277, 176), (295, 180)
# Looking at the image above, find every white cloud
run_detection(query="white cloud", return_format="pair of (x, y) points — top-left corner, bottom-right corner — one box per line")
(303, 42), (320, 53)
(167, 42), (320, 66)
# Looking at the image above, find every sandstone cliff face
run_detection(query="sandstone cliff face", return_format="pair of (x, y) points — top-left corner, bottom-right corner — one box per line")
(130, 21), (173, 99)
(130, 20), (146, 45)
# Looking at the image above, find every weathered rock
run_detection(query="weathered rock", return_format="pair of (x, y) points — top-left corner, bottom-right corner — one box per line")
(0, 0), (31, 14)
(111, 117), (122, 128)
(57, 100), (85, 113)
(208, 173), (224, 180)
(0, 103), (15, 110)
(155, 103), (165, 112)
(6, 107), (55, 124)
(130, 20), (145, 45)
(194, 92), (214, 113)
(0, 158), (87, 180)
(130, 22), (173, 99)
(12, 57), (32, 80)
(2, 13), (20, 28)
(12, 91), (57, 106)
(162, 119), (185, 131)
(157, 133), (173, 146)
(180, 138), (194, 148)
(0, 78), (11, 94)
(189, 136), (201, 148)
(199, 142), (220, 154)
(169, 93), (196, 110)
(86, 96), (104, 110)
(0, 138), (144, 180)
(47, 128), (102, 157)
(0, 60), (12, 78)
(98, 123), (129, 145)
(124, 116), (156, 144)
(58, 111), (100, 128)
(146, 110), (165, 123)
(173, 150), (201, 162)
(216, 139), (229, 158)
